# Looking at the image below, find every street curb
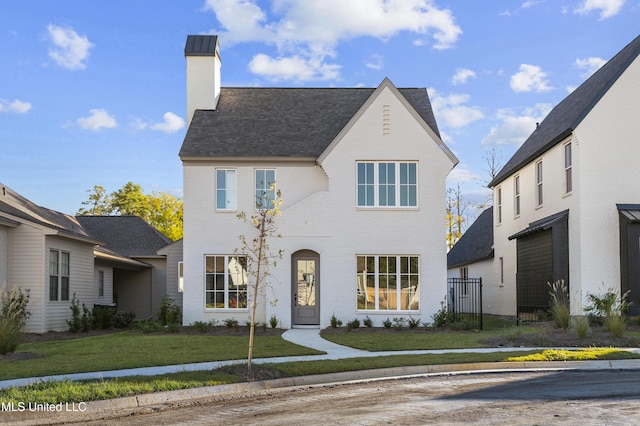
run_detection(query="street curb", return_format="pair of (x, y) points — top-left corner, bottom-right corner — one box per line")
(3, 359), (639, 425)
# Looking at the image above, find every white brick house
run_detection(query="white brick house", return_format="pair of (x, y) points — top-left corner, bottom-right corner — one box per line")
(179, 35), (458, 328)
(451, 34), (640, 319)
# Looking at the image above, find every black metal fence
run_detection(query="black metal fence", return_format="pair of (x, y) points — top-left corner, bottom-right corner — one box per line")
(447, 277), (483, 330)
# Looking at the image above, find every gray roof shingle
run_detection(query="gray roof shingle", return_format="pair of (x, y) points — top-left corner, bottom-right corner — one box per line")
(76, 216), (172, 257)
(447, 207), (494, 269)
(179, 85), (441, 159)
(489, 34), (640, 187)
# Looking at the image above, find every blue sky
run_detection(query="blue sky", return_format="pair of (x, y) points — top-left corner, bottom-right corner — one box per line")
(1, 0), (638, 225)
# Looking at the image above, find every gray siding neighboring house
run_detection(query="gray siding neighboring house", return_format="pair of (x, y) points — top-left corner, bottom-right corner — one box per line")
(0, 183), (177, 332)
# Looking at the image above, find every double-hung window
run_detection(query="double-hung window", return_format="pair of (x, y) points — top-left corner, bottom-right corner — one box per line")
(205, 255), (248, 309)
(49, 250), (70, 301)
(514, 175), (520, 217)
(564, 143), (572, 194)
(356, 161), (417, 207)
(496, 187), (502, 224)
(255, 169), (276, 209)
(536, 160), (543, 207)
(216, 169), (237, 211)
(356, 255), (419, 311)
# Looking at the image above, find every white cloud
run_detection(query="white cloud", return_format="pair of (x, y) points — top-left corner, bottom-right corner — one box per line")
(47, 24), (93, 70)
(574, 0), (625, 19)
(510, 64), (552, 93)
(365, 54), (384, 70)
(451, 68), (476, 85)
(575, 56), (606, 78)
(76, 109), (117, 130)
(0, 98), (32, 114)
(203, 0), (462, 82)
(150, 112), (186, 133)
(481, 103), (552, 146)
(429, 88), (484, 129)
(446, 164), (480, 185)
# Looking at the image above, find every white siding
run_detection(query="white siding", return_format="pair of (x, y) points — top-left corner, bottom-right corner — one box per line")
(158, 240), (184, 308)
(0, 226), (8, 287)
(93, 264), (114, 306)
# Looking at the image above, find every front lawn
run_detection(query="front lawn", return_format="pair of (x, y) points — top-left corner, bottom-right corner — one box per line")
(0, 330), (321, 381)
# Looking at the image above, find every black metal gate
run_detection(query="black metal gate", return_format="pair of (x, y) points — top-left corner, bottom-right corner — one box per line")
(447, 277), (483, 330)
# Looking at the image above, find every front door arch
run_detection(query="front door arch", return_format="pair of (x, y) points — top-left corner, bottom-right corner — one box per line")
(291, 250), (320, 326)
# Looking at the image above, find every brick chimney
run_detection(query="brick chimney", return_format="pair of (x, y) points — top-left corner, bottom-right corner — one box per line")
(184, 35), (221, 127)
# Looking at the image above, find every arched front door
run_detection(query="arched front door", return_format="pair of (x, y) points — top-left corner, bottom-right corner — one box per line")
(292, 250), (320, 326)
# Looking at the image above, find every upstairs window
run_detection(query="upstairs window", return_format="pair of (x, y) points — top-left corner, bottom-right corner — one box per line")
(564, 143), (572, 194)
(536, 160), (543, 207)
(357, 162), (417, 208)
(216, 169), (237, 211)
(496, 187), (502, 224)
(514, 175), (521, 217)
(255, 169), (276, 209)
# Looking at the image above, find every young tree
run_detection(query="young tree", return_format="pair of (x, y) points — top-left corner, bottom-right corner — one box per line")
(446, 184), (467, 250)
(236, 184), (283, 373)
(77, 185), (111, 215)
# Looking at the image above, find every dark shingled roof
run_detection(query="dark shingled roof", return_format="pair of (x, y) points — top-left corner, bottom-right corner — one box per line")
(179, 85), (441, 159)
(490, 34), (640, 187)
(447, 207), (494, 269)
(76, 216), (172, 257)
(0, 184), (95, 241)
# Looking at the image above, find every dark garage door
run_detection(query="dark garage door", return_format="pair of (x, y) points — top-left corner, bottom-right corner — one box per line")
(516, 229), (553, 317)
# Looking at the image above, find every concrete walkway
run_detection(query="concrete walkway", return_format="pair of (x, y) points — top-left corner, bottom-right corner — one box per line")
(2, 328), (640, 391)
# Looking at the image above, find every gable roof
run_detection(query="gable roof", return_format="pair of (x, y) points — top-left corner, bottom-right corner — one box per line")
(179, 80), (441, 159)
(447, 207), (494, 269)
(490, 34), (640, 187)
(0, 183), (98, 243)
(76, 216), (172, 257)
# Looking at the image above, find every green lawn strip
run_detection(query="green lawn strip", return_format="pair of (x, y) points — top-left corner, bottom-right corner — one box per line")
(0, 351), (537, 404)
(320, 326), (539, 351)
(506, 347), (640, 362)
(0, 331), (322, 381)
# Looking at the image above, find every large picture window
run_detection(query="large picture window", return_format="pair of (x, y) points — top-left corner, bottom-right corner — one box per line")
(49, 250), (70, 301)
(356, 255), (419, 311)
(357, 162), (417, 207)
(205, 255), (248, 309)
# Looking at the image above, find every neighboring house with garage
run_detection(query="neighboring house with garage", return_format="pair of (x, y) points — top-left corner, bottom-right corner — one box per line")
(483, 34), (640, 318)
(0, 183), (177, 332)
(179, 35), (458, 328)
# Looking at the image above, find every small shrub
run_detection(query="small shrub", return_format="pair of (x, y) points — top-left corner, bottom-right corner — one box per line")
(0, 285), (31, 355)
(572, 315), (590, 339)
(136, 319), (162, 333)
(605, 315), (626, 338)
(449, 317), (474, 331)
(382, 317), (392, 328)
(223, 318), (238, 329)
(548, 280), (570, 329)
(67, 294), (83, 333)
(346, 319), (360, 331)
(392, 317), (407, 330)
(81, 304), (93, 332)
(431, 299), (453, 328)
(329, 313), (342, 328)
(269, 314), (279, 329)
(113, 311), (136, 328)
(584, 286), (630, 322)
(92, 306), (115, 330)
(407, 316), (421, 329)
(191, 320), (214, 333)
(363, 316), (373, 328)
(0, 320), (21, 355)
(158, 296), (182, 327)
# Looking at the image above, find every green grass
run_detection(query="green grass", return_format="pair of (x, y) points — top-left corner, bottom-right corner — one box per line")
(0, 331), (322, 381)
(0, 351), (539, 404)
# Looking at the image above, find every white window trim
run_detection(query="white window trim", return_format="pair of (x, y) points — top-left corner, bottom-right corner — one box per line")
(204, 255), (249, 310)
(178, 261), (184, 293)
(564, 142), (572, 195)
(496, 186), (502, 225)
(535, 160), (543, 208)
(356, 161), (419, 209)
(356, 254), (420, 312)
(49, 249), (70, 302)
(514, 175), (521, 218)
(254, 168), (277, 211)
(215, 168), (237, 212)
